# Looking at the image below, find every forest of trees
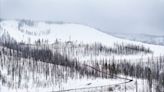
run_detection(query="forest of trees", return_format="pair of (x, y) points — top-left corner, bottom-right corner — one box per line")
(0, 40), (163, 92)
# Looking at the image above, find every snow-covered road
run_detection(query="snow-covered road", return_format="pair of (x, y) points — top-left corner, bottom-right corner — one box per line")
(53, 64), (133, 92)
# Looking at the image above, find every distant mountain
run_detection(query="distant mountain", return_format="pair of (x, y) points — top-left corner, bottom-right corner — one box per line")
(111, 33), (164, 46)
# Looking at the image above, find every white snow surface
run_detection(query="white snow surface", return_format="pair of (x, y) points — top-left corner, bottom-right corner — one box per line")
(1, 20), (164, 56)
(0, 20), (163, 92)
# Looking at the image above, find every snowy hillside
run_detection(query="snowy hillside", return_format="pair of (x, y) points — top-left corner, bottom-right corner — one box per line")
(0, 19), (164, 92)
(0, 19), (164, 56)
(112, 33), (164, 46)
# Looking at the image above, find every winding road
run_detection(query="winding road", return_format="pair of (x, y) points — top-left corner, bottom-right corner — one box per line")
(52, 64), (133, 92)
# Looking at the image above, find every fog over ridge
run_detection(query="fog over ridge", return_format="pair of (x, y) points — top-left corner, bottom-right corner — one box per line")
(0, 0), (164, 35)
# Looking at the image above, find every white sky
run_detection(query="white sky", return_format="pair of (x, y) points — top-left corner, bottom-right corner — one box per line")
(0, 0), (164, 35)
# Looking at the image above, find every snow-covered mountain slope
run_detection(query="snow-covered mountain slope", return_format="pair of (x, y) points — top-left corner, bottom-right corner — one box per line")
(0, 19), (164, 56)
(112, 33), (164, 46)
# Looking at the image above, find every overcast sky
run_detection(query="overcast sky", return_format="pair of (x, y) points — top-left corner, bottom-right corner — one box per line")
(0, 0), (164, 35)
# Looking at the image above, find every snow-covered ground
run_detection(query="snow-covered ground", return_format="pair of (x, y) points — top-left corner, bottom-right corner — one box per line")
(0, 54), (153, 92)
(112, 33), (164, 46)
(0, 20), (164, 65)
(0, 19), (164, 92)
(0, 53), (129, 92)
(0, 20), (164, 56)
